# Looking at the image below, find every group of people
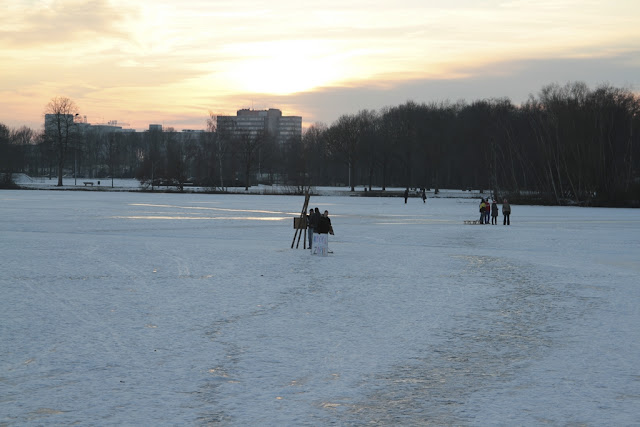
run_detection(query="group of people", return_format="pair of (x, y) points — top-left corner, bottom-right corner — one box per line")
(479, 198), (511, 225)
(307, 207), (333, 249)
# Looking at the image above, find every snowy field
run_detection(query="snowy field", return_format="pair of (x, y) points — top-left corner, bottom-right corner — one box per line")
(1, 189), (639, 426)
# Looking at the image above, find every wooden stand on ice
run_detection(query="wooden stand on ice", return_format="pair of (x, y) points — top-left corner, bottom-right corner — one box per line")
(291, 192), (310, 249)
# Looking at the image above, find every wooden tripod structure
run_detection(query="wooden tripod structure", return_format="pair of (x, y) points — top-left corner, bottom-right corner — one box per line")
(291, 192), (310, 249)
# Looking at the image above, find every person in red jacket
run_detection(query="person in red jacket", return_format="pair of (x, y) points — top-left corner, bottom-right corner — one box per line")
(484, 199), (491, 224)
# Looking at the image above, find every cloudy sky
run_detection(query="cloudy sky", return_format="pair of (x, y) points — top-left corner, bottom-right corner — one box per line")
(2, 0), (639, 131)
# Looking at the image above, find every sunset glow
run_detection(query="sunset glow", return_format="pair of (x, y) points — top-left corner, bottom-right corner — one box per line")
(1, 0), (639, 131)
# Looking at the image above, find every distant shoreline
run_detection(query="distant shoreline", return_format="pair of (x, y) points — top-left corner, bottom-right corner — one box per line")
(8, 174), (485, 199)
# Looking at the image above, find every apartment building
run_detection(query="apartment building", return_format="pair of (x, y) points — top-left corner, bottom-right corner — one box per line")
(217, 108), (302, 145)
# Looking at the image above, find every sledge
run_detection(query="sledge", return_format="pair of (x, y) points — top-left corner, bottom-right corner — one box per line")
(464, 220), (482, 225)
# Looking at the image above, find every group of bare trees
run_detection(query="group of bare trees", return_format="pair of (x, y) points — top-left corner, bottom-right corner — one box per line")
(523, 83), (638, 204)
(1, 82), (639, 205)
(298, 82), (639, 206)
(0, 124), (35, 187)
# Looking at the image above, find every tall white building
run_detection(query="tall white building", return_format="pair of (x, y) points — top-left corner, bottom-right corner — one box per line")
(217, 108), (302, 145)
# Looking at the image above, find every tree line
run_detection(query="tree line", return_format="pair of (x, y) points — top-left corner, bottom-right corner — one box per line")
(1, 82), (639, 206)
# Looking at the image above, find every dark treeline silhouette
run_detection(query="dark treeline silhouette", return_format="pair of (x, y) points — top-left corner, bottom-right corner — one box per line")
(1, 82), (639, 206)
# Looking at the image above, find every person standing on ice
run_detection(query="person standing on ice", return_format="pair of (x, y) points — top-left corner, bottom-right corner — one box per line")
(308, 207), (320, 249)
(307, 208), (315, 249)
(491, 199), (499, 224)
(484, 198), (491, 224)
(479, 198), (486, 224)
(502, 199), (511, 225)
(404, 188), (409, 204)
(313, 210), (334, 255)
(317, 210), (333, 235)
(422, 189), (427, 203)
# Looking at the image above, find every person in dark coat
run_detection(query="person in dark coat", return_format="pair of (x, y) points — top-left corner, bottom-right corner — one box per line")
(308, 207), (321, 248)
(316, 210), (333, 234)
(404, 189), (409, 204)
(502, 199), (511, 225)
(307, 208), (315, 248)
(491, 200), (499, 225)
(315, 210), (334, 254)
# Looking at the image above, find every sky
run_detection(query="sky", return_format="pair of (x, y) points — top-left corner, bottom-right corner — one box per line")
(1, 0), (639, 132)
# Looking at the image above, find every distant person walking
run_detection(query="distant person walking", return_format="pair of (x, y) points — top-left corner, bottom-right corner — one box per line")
(422, 189), (427, 203)
(502, 199), (511, 225)
(404, 189), (409, 204)
(491, 200), (499, 225)
(479, 198), (486, 224)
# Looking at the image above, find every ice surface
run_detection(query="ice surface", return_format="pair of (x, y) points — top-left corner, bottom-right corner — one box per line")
(1, 189), (639, 425)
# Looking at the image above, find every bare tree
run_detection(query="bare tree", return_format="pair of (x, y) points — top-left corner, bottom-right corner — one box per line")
(0, 123), (12, 186)
(44, 96), (80, 186)
(386, 102), (421, 191)
(136, 125), (163, 190)
(377, 108), (397, 190)
(208, 111), (231, 191)
(297, 124), (323, 188)
(236, 129), (267, 191)
(326, 113), (368, 191)
(164, 129), (190, 191)
(11, 126), (35, 174)
(106, 131), (124, 187)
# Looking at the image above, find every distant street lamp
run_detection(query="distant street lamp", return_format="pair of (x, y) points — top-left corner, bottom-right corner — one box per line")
(74, 114), (80, 185)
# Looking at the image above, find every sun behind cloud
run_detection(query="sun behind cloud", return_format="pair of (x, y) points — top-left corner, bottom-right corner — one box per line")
(221, 40), (347, 95)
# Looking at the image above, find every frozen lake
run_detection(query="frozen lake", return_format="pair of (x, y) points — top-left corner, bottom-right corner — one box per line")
(1, 190), (639, 425)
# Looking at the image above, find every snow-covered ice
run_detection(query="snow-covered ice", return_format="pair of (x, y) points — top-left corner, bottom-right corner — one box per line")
(1, 189), (639, 426)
